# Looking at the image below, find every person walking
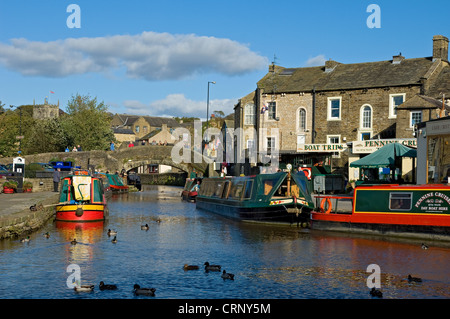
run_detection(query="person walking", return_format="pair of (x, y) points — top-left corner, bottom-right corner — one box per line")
(53, 168), (61, 192)
(110, 141), (115, 151)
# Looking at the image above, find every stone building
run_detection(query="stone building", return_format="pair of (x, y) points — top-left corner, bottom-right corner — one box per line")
(235, 35), (450, 180)
(111, 114), (180, 139)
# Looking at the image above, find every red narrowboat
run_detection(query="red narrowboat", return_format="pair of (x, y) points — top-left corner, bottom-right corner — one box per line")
(310, 184), (450, 241)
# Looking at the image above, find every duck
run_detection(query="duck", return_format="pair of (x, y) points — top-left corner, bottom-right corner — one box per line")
(221, 270), (235, 280)
(408, 275), (422, 283)
(107, 229), (117, 236)
(74, 284), (94, 292)
(99, 281), (118, 290)
(133, 284), (156, 296)
(183, 264), (199, 270)
(204, 262), (221, 271)
(141, 224), (149, 230)
(369, 287), (383, 298)
(111, 236), (117, 243)
(43, 232), (50, 239)
(71, 238), (77, 245)
(421, 243), (429, 250)
(20, 236), (30, 243)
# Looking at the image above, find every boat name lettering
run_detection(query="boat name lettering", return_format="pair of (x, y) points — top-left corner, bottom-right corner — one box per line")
(415, 192), (450, 208)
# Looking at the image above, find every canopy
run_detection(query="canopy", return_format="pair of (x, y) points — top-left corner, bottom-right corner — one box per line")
(350, 143), (417, 168)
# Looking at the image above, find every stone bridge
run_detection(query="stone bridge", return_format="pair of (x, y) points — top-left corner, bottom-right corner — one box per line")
(0, 145), (210, 175)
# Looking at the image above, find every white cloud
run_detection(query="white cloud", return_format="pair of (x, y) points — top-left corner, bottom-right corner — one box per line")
(305, 54), (326, 67)
(123, 93), (237, 119)
(0, 31), (268, 80)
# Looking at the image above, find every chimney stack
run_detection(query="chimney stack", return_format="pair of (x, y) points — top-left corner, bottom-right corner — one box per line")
(433, 35), (449, 62)
(325, 59), (340, 73)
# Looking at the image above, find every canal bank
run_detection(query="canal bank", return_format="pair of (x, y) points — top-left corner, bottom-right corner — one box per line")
(0, 191), (59, 239)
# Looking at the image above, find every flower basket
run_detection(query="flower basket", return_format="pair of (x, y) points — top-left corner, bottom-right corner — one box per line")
(3, 187), (14, 194)
(2, 180), (18, 193)
(23, 181), (33, 193)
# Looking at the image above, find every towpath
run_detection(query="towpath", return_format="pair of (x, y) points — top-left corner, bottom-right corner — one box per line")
(0, 191), (59, 239)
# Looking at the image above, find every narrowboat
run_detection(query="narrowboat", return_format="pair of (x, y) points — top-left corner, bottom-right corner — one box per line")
(104, 173), (129, 193)
(55, 170), (108, 222)
(181, 178), (201, 202)
(310, 184), (450, 241)
(196, 171), (314, 224)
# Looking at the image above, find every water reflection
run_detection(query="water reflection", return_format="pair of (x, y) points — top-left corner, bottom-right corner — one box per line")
(0, 185), (449, 299)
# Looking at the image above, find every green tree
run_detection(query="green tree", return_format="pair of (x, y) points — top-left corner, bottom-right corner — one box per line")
(61, 94), (114, 151)
(0, 106), (35, 157)
(23, 117), (69, 154)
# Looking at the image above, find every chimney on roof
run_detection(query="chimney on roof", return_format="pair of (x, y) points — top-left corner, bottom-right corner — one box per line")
(325, 59), (340, 73)
(392, 53), (404, 64)
(433, 35), (449, 62)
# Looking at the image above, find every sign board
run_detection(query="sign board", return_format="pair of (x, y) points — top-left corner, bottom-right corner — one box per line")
(352, 139), (417, 154)
(426, 118), (450, 136)
(297, 143), (347, 153)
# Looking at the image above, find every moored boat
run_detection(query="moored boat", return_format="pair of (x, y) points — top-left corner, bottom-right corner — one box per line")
(104, 173), (129, 193)
(181, 178), (201, 202)
(55, 170), (108, 222)
(196, 171), (314, 224)
(310, 184), (450, 240)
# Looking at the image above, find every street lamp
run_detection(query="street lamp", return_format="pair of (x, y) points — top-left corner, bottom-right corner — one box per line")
(206, 81), (216, 141)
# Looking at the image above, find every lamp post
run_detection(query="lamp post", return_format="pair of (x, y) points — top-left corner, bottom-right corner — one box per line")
(206, 81), (216, 141)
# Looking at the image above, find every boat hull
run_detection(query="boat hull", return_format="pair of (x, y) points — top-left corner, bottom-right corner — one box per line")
(196, 198), (308, 224)
(55, 204), (106, 222)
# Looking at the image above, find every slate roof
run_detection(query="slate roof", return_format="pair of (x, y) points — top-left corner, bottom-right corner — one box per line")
(398, 94), (446, 109)
(257, 57), (444, 93)
(113, 114), (180, 128)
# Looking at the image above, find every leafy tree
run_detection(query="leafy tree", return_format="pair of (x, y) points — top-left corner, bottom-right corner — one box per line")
(61, 94), (115, 151)
(23, 118), (69, 154)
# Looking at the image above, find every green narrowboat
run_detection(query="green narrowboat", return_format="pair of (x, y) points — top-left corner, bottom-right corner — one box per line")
(311, 184), (450, 240)
(196, 171), (314, 224)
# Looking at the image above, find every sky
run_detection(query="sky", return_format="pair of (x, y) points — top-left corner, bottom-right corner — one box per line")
(0, 0), (448, 120)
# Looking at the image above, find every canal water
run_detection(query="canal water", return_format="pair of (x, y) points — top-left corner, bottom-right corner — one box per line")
(0, 185), (449, 299)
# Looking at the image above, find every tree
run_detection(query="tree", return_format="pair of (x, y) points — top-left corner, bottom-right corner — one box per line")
(61, 94), (115, 151)
(24, 118), (69, 154)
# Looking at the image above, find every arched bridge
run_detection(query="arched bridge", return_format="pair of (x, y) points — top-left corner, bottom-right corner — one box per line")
(0, 145), (209, 175)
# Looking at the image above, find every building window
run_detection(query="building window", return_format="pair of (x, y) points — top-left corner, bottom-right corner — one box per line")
(143, 126), (148, 133)
(298, 108), (307, 132)
(361, 105), (372, 129)
(327, 135), (341, 158)
(244, 103), (255, 125)
(327, 97), (341, 120)
(389, 93), (405, 118)
(267, 137), (276, 153)
(268, 101), (276, 120)
(410, 111), (422, 128)
(135, 125), (140, 133)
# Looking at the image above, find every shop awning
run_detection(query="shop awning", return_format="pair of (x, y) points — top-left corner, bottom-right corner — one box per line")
(350, 142), (416, 168)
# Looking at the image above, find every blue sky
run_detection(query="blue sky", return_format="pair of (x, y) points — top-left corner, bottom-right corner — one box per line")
(0, 0), (448, 119)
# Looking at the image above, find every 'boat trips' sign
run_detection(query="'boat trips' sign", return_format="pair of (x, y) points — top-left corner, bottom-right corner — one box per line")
(297, 143), (347, 153)
(352, 139), (416, 154)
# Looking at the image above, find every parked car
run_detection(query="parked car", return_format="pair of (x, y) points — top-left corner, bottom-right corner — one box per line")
(30, 162), (55, 172)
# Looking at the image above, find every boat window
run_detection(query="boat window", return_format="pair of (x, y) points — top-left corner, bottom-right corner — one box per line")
(213, 181), (225, 197)
(233, 181), (245, 200)
(243, 180), (253, 199)
(389, 192), (412, 210)
(263, 180), (274, 195)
